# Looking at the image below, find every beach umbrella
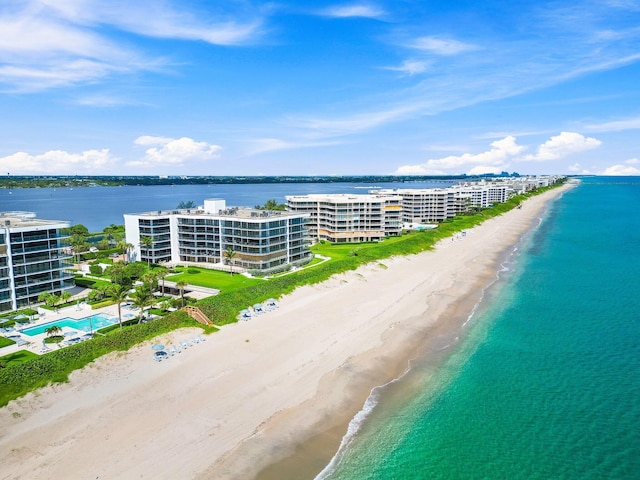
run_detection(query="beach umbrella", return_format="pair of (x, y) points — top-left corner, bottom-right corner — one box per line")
(151, 344), (165, 351)
(253, 303), (263, 310)
(13, 314), (29, 320)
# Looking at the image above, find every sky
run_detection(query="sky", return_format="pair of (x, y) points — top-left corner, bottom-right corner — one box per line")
(1, 0), (639, 177)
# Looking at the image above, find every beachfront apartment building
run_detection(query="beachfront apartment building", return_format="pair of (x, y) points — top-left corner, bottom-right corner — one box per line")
(124, 199), (311, 272)
(0, 212), (74, 312)
(285, 194), (402, 243)
(373, 189), (457, 224)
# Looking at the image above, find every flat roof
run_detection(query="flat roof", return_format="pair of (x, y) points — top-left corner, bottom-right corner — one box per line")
(0, 212), (69, 229)
(125, 207), (307, 220)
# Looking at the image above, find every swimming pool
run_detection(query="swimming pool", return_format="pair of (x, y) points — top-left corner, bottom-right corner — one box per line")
(21, 314), (117, 337)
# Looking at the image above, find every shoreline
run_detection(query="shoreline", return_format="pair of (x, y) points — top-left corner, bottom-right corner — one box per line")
(0, 184), (573, 480)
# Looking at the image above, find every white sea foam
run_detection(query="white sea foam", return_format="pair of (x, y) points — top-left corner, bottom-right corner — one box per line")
(314, 369), (411, 479)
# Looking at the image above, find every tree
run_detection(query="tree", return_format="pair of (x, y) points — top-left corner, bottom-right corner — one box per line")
(142, 271), (158, 297)
(175, 279), (188, 308)
(103, 224), (124, 247)
(177, 200), (196, 209)
(59, 290), (72, 306)
(108, 284), (128, 330)
(223, 247), (237, 275)
(38, 292), (58, 309)
(254, 199), (286, 211)
(116, 241), (134, 263)
(140, 236), (153, 269)
(70, 234), (90, 262)
(68, 224), (89, 236)
(130, 286), (152, 324)
(107, 261), (129, 287)
(154, 265), (170, 295)
(45, 325), (62, 338)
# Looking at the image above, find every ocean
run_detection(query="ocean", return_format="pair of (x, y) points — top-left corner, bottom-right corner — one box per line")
(0, 180), (455, 232)
(319, 177), (640, 479)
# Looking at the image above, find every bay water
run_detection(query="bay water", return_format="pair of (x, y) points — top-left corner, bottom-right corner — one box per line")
(320, 177), (640, 479)
(0, 180), (454, 232)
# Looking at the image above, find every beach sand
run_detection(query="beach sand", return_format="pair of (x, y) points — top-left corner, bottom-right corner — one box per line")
(0, 185), (573, 480)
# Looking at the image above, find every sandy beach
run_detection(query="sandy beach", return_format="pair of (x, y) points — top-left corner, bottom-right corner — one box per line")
(0, 185), (573, 480)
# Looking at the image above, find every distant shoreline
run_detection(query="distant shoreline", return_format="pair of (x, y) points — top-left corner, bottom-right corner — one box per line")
(0, 174), (521, 189)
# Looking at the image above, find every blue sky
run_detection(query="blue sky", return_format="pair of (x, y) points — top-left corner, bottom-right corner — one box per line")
(1, 0), (639, 176)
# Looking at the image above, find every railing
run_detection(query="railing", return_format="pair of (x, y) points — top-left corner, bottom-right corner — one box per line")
(183, 306), (213, 326)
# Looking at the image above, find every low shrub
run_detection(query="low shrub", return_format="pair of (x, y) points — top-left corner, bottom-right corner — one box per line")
(0, 311), (216, 406)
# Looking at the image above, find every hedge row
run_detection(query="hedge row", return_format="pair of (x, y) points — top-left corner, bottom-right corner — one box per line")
(0, 311), (217, 406)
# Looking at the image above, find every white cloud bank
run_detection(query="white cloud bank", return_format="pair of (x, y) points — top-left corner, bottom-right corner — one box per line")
(0, 149), (114, 174)
(600, 158), (640, 175)
(524, 132), (601, 161)
(396, 136), (525, 175)
(396, 132), (603, 175)
(130, 136), (222, 166)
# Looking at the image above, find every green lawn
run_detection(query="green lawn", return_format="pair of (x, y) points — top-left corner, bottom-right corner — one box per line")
(167, 266), (262, 292)
(0, 337), (16, 348)
(0, 350), (38, 367)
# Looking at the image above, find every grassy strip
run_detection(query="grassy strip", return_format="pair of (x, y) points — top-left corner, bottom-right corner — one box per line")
(0, 350), (39, 368)
(0, 337), (16, 348)
(0, 311), (217, 407)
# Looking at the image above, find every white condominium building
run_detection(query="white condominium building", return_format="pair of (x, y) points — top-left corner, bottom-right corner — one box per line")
(374, 189), (457, 223)
(0, 212), (74, 312)
(124, 199), (311, 272)
(286, 194), (402, 243)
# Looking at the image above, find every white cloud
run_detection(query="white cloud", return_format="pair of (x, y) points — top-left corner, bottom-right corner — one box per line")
(409, 36), (478, 55)
(395, 136), (524, 175)
(244, 138), (344, 156)
(568, 162), (582, 172)
(584, 116), (640, 133)
(600, 161), (640, 175)
(0, 148), (114, 174)
(0, 0), (262, 91)
(467, 165), (504, 175)
(321, 4), (386, 18)
(384, 59), (430, 76)
(131, 136), (222, 165)
(524, 132), (601, 161)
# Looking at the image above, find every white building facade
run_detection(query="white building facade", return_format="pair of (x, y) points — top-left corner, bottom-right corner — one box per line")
(0, 212), (74, 312)
(374, 189), (457, 223)
(124, 199), (311, 272)
(285, 194), (402, 243)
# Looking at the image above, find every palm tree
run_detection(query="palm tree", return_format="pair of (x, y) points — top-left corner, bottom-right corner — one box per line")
(223, 246), (236, 275)
(59, 290), (72, 306)
(108, 284), (128, 330)
(38, 292), (59, 309)
(175, 279), (187, 308)
(155, 265), (169, 295)
(45, 325), (62, 337)
(130, 286), (152, 324)
(142, 271), (158, 297)
(117, 240), (134, 263)
(140, 236), (153, 269)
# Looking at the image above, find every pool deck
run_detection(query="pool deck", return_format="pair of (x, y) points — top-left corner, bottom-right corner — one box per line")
(0, 302), (140, 357)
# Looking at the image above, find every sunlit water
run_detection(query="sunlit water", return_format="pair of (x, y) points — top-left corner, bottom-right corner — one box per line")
(321, 177), (640, 480)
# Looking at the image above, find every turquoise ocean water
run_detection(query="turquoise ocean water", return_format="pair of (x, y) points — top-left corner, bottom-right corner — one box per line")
(320, 177), (640, 480)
